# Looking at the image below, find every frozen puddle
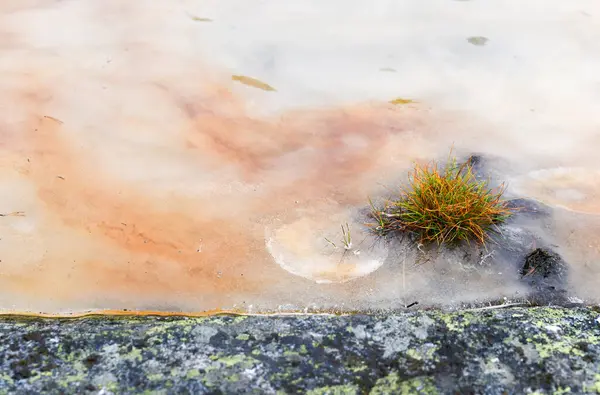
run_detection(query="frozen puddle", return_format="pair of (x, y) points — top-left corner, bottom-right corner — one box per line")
(1, 0), (600, 313)
(266, 217), (388, 284)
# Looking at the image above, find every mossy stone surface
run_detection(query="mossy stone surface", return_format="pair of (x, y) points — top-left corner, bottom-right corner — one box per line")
(1, 307), (600, 394)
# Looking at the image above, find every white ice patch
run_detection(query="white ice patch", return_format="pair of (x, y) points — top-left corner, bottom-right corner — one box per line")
(265, 218), (388, 284)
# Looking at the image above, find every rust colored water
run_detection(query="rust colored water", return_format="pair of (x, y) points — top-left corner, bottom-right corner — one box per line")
(1, 0), (599, 314)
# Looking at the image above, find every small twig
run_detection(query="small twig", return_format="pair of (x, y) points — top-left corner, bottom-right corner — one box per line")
(43, 115), (63, 124)
(186, 13), (213, 22)
(324, 237), (337, 249)
(0, 211), (25, 217)
(406, 301), (418, 308)
(402, 249), (406, 296)
(462, 302), (529, 312)
(479, 250), (495, 266)
(342, 223), (352, 250)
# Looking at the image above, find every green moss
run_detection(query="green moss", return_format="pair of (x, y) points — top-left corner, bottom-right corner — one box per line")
(438, 312), (476, 332)
(143, 318), (207, 338)
(186, 369), (200, 379)
(145, 324), (171, 337)
(404, 345), (437, 362)
(349, 364), (367, 373)
(58, 344), (80, 363)
(0, 373), (15, 385)
(371, 374), (438, 395)
(405, 349), (422, 360)
(54, 361), (87, 387)
(216, 354), (257, 369)
(306, 384), (359, 394)
(528, 330), (598, 359)
(554, 387), (571, 394)
(123, 347), (143, 362)
(534, 338), (583, 358)
(585, 374), (600, 393)
(204, 317), (229, 326)
(236, 333), (250, 341)
(61, 371), (87, 386)
(527, 307), (570, 320)
(227, 373), (240, 382)
(28, 371), (53, 383)
(371, 373), (402, 394)
(283, 350), (301, 358)
(220, 354), (245, 367)
(147, 373), (163, 381)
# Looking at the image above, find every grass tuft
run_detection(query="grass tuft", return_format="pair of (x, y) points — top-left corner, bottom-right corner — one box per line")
(368, 155), (513, 246)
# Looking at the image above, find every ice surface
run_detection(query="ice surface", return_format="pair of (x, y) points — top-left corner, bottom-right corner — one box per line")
(0, 0), (599, 313)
